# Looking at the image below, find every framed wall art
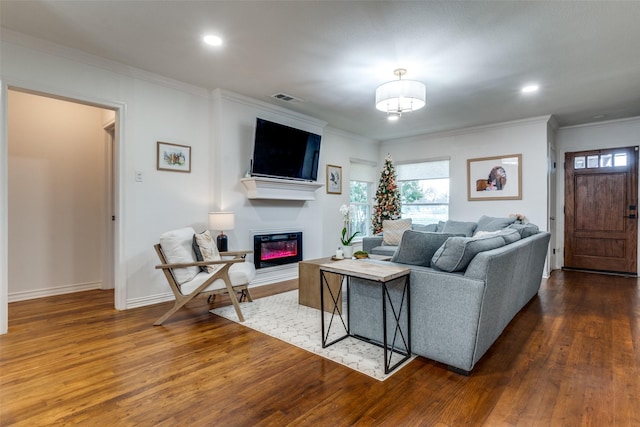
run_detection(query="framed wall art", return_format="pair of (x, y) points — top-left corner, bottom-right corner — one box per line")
(467, 154), (522, 201)
(157, 141), (191, 173)
(326, 164), (342, 194)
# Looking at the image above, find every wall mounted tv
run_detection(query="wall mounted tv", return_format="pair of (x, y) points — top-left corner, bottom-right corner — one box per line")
(251, 118), (321, 181)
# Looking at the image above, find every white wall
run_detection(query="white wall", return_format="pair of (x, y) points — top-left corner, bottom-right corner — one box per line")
(0, 31), (212, 325)
(211, 91), (378, 285)
(0, 32), (380, 334)
(8, 90), (106, 301)
(556, 117), (640, 270)
(381, 116), (551, 231)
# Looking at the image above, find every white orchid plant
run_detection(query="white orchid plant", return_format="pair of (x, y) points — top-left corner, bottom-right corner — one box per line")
(339, 204), (359, 246)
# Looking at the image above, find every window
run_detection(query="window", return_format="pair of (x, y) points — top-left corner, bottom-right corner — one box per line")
(397, 160), (450, 225)
(350, 180), (373, 238)
(574, 152), (628, 169)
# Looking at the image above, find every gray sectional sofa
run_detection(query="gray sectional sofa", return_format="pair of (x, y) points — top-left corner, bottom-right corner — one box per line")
(351, 216), (550, 374)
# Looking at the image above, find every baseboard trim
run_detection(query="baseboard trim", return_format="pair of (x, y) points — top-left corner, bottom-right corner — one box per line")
(126, 271), (298, 309)
(8, 281), (102, 302)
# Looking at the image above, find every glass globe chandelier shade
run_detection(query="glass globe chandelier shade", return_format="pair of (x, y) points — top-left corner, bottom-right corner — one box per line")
(375, 69), (426, 116)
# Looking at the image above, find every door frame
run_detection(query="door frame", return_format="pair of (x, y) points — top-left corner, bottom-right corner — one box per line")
(0, 82), (126, 334)
(563, 146), (638, 274)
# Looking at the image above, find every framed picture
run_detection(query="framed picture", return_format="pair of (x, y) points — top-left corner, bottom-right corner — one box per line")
(326, 164), (342, 194)
(157, 141), (191, 173)
(467, 154), (522, 201)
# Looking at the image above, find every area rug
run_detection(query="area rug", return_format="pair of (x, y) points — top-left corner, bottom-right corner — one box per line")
(210, 290), (415, 381)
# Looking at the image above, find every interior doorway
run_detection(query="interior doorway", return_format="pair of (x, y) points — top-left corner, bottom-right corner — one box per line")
(564, 146), (638, 275)
(7, 89), (118, 303)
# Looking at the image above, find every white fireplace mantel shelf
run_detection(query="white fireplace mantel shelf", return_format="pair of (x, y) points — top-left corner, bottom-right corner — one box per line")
(240, 177), (324, 201)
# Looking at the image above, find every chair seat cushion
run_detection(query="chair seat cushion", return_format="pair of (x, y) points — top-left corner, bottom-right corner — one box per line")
(181, 260), (256, 295)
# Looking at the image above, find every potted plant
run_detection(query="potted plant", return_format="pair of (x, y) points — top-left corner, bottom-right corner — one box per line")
(339, 204), (359, 258)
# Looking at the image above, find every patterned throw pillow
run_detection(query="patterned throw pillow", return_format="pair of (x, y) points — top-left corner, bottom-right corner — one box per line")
(192, 230), (222, 273)
(382, 219), (412, 246)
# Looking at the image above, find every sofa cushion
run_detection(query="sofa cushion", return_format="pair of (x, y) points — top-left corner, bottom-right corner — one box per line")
(474, 215), (517, 235)
(382, 218), (412, 245)
(391, 230), (463, 267)
(192, 230), (222, 273)
(413, 223), (438, 232)
(441, 220), (477, 237)
(159, 227), (200, 285)
(369, 245), (398, 256)
(431, 235), (506, 272)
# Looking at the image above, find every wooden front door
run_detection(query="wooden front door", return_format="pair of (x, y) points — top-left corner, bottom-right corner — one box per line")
(564, 146), (638, 274)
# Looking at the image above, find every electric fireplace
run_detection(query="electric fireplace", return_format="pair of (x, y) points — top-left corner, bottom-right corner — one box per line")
(253, 232), (303, 269)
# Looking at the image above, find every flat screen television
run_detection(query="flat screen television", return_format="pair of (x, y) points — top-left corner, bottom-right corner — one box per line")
(251, 118), (321, 181)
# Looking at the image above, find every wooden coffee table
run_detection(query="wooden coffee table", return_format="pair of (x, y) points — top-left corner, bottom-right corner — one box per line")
(298, 254), (391, 313)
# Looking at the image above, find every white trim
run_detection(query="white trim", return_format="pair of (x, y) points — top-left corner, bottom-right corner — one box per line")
(8, 281), (102, 303)
(384, 115), (553, 145)
(0, 81), (8, 334)
(0, 83), (127, 334)
(349, 157), (377, 167)
(2, 29), (210, 99)
(557, 115), (640, 130)
(125, 273), (296, 309)
(215, 89), (327, 129)
(126, 292), (175, 309)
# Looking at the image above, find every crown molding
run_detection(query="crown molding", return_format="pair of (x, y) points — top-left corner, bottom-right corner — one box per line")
(383, 115), (554, 146)
(1, 29), (210, 99)
(214, 89), (327, 130)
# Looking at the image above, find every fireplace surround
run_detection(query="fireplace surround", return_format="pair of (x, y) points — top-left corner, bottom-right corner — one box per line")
(253, 232), (303, 269)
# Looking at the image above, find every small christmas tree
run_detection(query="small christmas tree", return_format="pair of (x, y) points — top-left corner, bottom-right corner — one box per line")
(372, 154), (401, 234)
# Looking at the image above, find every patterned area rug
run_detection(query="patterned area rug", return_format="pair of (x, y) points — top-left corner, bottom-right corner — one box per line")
(210, 290), (415, 381)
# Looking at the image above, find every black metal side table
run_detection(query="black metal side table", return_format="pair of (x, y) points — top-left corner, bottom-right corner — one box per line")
(319, 259), (411, 374)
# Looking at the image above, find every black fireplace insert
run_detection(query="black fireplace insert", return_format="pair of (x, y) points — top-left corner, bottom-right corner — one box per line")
(253, 232), (303, 269)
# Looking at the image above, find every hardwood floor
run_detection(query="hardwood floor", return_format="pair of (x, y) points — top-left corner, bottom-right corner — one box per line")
(1, 271), (639, 426)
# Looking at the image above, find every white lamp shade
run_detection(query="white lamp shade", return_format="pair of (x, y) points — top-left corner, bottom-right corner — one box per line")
(209, 212), (235, 231)
(375, 79), (426, 113)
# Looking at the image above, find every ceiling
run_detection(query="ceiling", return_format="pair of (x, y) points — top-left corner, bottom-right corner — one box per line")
(2, 1), (639, 141)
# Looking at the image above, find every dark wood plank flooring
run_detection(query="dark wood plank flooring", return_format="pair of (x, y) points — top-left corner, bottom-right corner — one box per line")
(1, 271), (639, 426)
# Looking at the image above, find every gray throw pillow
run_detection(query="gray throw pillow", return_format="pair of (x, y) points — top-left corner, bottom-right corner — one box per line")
(441, 220), (477, 237)
(391, 231), (462, 267)
(498, 228), (522, 244)
(507, 223), (540, 238)
(474, 215), (517, 234)
(431, 235), (506, 272)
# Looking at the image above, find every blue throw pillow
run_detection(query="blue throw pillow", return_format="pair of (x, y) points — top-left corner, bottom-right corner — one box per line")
(391, 231), (463, 267)
(431, 235), (506, 272)
(474, 215), (517, 234)
(507, 223), (540, 238)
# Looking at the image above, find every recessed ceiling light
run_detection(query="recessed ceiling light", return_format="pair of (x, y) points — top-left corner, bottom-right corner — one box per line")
(521, 84), (539, 94)
(203, 35), (223, 46)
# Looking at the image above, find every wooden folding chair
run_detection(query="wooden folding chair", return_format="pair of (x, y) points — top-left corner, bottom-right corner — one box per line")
(153, 244), (254, 325)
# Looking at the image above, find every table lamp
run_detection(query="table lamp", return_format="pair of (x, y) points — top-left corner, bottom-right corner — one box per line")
(209, 212), (235, 252)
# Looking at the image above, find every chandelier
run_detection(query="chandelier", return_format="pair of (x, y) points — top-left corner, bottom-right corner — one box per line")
(375, 68), (426, 120)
